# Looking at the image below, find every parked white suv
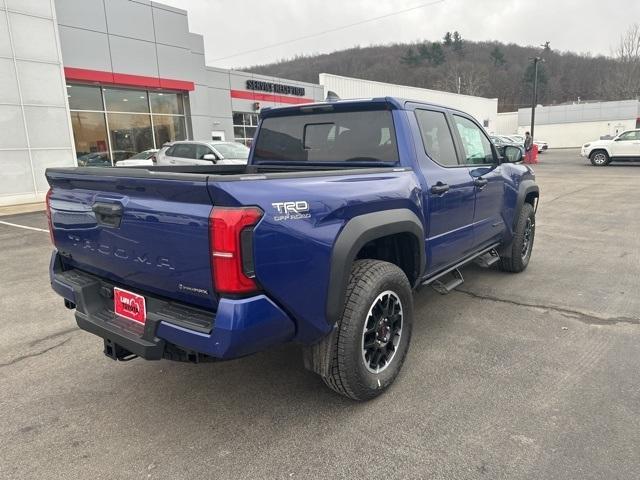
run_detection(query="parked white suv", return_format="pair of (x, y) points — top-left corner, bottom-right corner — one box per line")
(156, 141), (249, 166)
(581, 129), (640, 166)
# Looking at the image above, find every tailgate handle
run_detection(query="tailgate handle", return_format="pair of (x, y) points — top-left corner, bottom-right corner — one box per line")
(92, 202), (123, 228)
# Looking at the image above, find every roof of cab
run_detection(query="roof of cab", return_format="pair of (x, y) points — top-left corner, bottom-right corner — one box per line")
(259, 96), (469, 118)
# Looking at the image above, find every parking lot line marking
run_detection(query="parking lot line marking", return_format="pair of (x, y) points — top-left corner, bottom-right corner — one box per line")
(0, 220), (49, 233)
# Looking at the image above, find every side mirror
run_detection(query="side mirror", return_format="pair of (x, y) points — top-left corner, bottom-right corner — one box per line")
(202, 153), (216, 162)
(503, 145), (523, 163)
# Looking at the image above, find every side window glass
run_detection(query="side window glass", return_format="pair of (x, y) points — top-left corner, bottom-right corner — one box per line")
(195, 145), (212, 159)
(617, 131), (637, 141)
(165, 146), (175, 156)
(172, 145), (186, 158)
(173, 144), (195, 158)
(414, 109), (458, 166)
(186, 144), (198, 159)
(453, 115), (495, 165)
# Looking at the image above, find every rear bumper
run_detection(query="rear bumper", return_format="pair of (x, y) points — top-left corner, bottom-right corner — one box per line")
(50, 251), (295, 360)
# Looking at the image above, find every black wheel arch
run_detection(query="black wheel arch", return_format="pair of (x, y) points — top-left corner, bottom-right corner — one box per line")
(513, 180), (539, 230)
(326, 209), (425, 327)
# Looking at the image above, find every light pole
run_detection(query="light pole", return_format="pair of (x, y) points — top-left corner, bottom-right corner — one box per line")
(529, 42), (549, 143)
(529, 56), (541, 142)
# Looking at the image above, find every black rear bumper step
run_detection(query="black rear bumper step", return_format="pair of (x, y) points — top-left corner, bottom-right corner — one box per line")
(52, 266), (216, 361)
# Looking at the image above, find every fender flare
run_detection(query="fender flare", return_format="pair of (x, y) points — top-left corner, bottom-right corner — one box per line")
(589, 146), (611, 158)
(513, 181), (539, 229)
(326, 209), (425, 327)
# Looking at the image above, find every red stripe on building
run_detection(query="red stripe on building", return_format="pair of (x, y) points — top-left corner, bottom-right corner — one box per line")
(64, 67), (195, 91)
(230, 89), (315, 105)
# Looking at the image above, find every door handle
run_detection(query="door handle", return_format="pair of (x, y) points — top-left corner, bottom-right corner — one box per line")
(474, 178), (488, 188)
(430, 182), (450, 195)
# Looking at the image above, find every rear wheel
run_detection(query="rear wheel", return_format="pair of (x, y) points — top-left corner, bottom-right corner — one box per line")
(499, 203), (535, 273)
(590, 150), (610, 166)
(323, 260), (413, 401)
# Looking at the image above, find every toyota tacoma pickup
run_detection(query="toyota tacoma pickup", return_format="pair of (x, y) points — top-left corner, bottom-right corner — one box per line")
(47, 97), (539, 401)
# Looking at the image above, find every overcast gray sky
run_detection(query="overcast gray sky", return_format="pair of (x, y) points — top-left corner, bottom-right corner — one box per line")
(160, 0), (639, 69)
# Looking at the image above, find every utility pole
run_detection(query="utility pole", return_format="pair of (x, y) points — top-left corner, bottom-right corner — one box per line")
(529, 42), (549, 142)
(529, 56), (541, 142)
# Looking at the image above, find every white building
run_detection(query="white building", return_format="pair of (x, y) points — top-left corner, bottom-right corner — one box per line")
(320, 74), (499, 132)
(496, 112), (518, 136)
(497, 100), (640, 148)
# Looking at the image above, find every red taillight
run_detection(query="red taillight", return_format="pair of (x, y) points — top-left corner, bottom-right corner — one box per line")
(45, 188), (55, 245)
(209, 206), (263, 294)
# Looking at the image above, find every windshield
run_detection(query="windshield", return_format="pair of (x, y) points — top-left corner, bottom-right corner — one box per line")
(211, 142), (250, 159)
(253, 109), (399, 164)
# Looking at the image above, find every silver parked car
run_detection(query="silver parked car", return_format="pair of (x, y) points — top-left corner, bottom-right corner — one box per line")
(115, 149), (159, 167)
(506, 134), (549, 153)
(156, 141), (249, 166)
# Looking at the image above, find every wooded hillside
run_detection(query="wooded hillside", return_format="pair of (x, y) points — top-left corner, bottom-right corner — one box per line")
(246, 27), (640, 112)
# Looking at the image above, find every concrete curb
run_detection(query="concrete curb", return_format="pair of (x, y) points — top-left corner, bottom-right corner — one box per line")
(0, 202), (45, 217)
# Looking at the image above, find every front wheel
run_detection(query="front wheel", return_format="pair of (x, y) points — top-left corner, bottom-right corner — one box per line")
(499, 203), (535, 273)
(590, 150), (610, 166)
(323, 260), (413, 401)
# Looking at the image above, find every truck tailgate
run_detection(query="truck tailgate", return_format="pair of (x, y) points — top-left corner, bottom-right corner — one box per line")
(47, 169), (217, 310)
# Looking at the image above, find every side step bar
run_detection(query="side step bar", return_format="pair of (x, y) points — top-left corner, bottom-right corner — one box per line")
(474, 248), (500, 268)
(420, 244), (501, 295)
(431, 268), (464, 295)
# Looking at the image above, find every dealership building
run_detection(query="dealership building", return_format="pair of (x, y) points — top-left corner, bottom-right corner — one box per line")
(0, 0), (499, 207)
(0, 0), (325, 206)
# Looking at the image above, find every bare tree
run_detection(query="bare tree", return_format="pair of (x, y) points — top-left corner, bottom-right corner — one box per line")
(436, 62), (488, 96)
(612, 23), (640, 99)
(615, 23), (640, 63)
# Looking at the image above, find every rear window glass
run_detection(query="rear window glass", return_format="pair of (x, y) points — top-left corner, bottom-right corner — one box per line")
(253, 110), (399, 163)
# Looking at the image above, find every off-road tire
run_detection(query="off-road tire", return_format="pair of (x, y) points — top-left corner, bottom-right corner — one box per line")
(323, 260), (413, 401)
(590, 150), (610, 166)
(499, 203), (535, 273)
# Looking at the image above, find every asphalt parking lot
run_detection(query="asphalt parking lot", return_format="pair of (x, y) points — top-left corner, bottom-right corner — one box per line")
(1, 149), (639, 480)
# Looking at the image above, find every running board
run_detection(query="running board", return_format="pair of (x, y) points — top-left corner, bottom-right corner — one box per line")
(431, 268), (464, 295)
(474, 248), (500, 268)
(419, 243), (500, 293)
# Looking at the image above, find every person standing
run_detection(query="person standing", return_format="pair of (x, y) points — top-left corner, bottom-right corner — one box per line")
(524, 131), (534, 164)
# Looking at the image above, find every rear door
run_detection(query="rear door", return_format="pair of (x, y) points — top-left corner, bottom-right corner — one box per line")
(47, 169), (217, 310)
(451, 114), (505, 249)
(413, 108), (476, 273)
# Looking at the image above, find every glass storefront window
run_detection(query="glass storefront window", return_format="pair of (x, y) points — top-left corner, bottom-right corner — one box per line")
(153, 114), (186, 147)
(67, 85), (103, 111)
(104, 88), (149, 113)
(150, 92), (184, 115)
(233, 112), (259, 146)
(70, 111), (111, 166)
(107, 113), (154, 161)
(233, 126), (245, 139)
(232, 113), (244, 126)
(67, 83), (188, 165)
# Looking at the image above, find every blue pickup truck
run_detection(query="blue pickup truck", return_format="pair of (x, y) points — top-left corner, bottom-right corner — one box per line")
(47, 97), (538, 401)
